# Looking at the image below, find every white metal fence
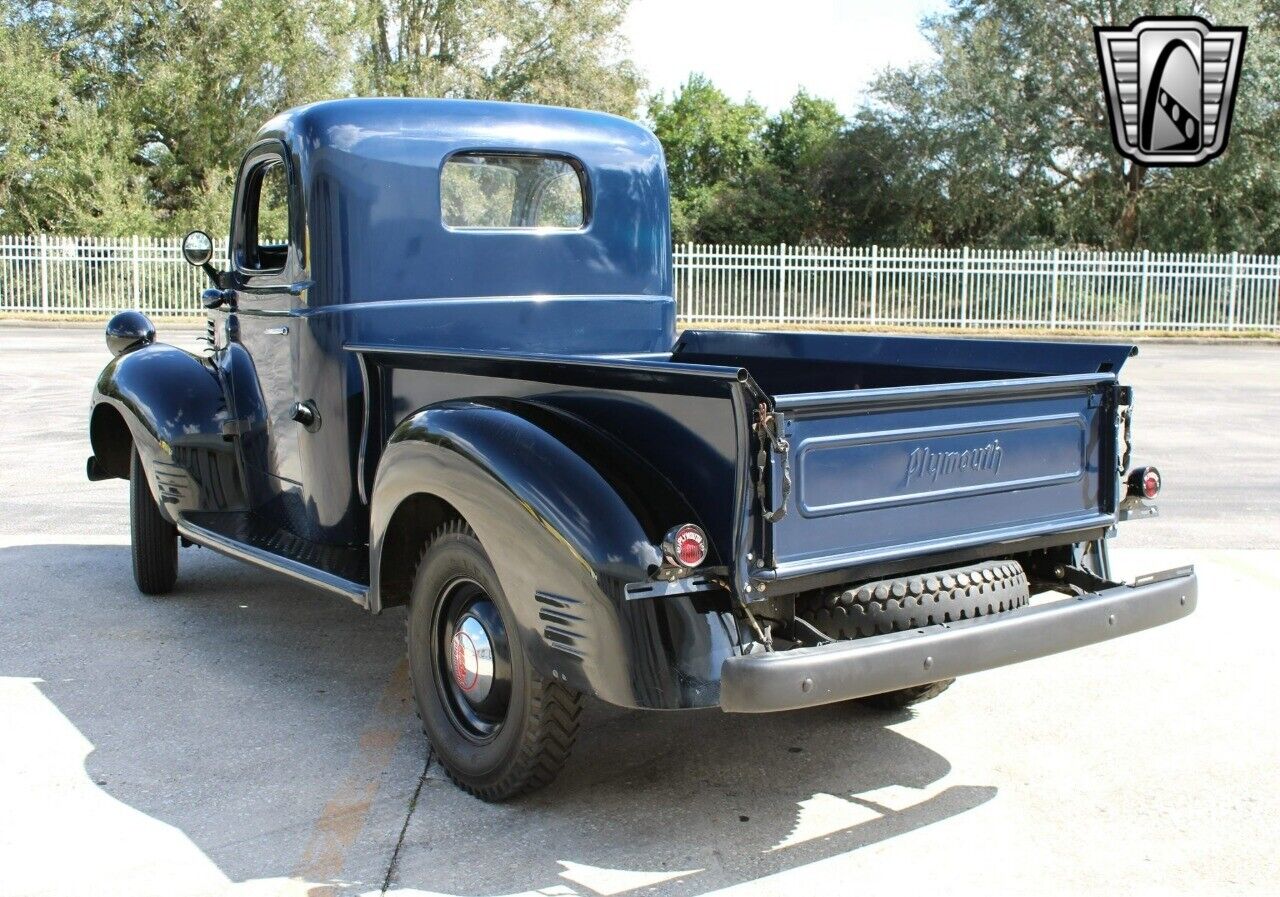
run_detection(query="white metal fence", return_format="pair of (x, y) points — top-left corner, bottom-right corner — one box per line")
(2, 235), (1279, 332)
(675, 244), (1280, 332)
(0, 235), (227, 318)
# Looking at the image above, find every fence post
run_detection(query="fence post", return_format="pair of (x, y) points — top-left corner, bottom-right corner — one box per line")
(960, 245), (970, 328)
(778, 243), (788, 324)
(131, 235), (141, 306)
(1050, 248), (1060, 328)
(688, 241), (696, 322)
(687, 241), (696, 322)
(38, 234), (50, 312)
(868, 244), (879, 325)
(1228, 250), (1239, 330)
(1139, 249), (1150, 331)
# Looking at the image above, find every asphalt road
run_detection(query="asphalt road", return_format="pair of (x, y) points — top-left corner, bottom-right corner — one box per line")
(1, 325), (1277, 897)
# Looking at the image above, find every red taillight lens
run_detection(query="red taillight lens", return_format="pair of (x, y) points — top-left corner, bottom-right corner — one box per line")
(1127, 466), (1162, 500)
(1142, 468), (1161, 499)
(663, 524), (707, 568)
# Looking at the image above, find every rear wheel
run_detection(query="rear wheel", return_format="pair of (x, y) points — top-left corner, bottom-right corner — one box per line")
(129, 451), (178, 595)
(797, 559), (1030, 709)
(407, 520), (582, 801)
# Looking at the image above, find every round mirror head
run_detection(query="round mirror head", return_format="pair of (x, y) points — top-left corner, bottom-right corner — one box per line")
(181, 230), (213, 267)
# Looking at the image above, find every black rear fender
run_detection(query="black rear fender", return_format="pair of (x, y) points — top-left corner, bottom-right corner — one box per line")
(369, 401), (739, 709)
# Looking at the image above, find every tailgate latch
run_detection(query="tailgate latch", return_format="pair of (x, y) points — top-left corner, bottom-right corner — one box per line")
(754, 403), (791, 523)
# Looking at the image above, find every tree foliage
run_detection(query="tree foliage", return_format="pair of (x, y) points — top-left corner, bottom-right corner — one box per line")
(656, 0), (1280, 252)
(0, 18), (148, 234)
(865, 0), (1280, 251)
(0, 0), (639, 235)
(2, 0), (1278, 252)
(356, 0), (640, 114)
(647, 75), (765, 239)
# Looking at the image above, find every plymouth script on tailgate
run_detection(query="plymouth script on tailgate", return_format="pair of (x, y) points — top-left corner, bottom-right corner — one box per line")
(905, 439), (1004, 485)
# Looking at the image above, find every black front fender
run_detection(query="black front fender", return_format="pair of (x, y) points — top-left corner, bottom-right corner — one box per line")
(90, 341), (242, 519)
(369, 401), (738, 709)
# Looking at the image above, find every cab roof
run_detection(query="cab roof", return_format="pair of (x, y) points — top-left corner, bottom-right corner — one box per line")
(248, 98), (672, 306)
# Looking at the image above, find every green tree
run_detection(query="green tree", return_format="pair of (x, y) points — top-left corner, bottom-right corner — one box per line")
(0, 20), (149, 234)
(866, 0), (1280, 251)
(356, 0), (642, 116)
(693, 90), (844, 244)
(762, 90), (844, 174)
(1, 0), (643, 235)
(811, 116), (933, 246)
(648, 74), (765, 240)
(3, 0), (358, 235)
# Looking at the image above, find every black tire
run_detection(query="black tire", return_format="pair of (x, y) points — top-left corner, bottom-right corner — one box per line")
(129, 451), (178, 595)
(858, 680), (955, 711)
(407, 520), (582, 801)
(798, 559), (1030, 709)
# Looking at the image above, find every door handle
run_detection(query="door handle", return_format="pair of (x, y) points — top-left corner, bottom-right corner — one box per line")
(290, 400), (320, 432)
(263, 325), (289, 336)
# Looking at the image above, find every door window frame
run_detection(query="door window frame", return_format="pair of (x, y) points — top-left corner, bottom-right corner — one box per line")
(230, 139), (305, 291)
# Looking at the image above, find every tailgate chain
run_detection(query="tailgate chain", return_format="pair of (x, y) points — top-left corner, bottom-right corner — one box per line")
(754, 402), (791, 523)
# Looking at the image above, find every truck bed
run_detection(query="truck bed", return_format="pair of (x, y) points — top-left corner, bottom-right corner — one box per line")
(350, 328), (1135, 598)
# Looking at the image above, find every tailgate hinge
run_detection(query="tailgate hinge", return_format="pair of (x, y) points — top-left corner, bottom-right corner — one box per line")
(754, 403), (791, 524)
(1117, 384), (1134, 475)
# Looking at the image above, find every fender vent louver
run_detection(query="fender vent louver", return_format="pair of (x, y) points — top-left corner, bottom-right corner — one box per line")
(535, 591), (588, 658)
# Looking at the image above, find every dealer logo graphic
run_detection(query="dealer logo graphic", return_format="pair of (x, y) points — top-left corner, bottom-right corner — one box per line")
(1095, 16), (1246, 166)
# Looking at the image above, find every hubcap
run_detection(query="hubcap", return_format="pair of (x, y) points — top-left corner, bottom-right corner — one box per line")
(449, 614), (495, 703)
(433, 577), (513, 742)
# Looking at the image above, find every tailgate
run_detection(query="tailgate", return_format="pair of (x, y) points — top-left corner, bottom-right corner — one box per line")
(762, 374), (1121, 580)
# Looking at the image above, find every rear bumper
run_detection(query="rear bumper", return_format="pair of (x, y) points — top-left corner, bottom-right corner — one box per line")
(719, 566), (1196, 713)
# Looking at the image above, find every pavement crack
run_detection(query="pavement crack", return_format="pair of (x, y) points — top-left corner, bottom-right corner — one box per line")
(381, 749), (431, 896)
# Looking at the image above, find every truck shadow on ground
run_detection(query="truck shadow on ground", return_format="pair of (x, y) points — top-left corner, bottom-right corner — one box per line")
(410, 699), (998, 897)
(0, 544), (996, 897)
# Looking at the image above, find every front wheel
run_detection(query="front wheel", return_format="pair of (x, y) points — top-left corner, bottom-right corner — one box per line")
(129, 451), (178, 595)
(407, 520), (582, 801)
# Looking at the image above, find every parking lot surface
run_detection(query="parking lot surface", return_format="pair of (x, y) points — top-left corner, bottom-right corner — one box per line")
(1, 326), (1277, 897)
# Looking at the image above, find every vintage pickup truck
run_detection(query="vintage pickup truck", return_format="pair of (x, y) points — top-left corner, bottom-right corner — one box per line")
(88, 98), (1195, 801)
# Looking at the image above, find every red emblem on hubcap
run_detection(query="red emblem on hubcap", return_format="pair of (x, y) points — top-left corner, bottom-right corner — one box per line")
(450, 630), (479, 691)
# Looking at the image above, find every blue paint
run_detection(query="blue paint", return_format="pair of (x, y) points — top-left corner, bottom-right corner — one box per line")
(255, 98), (673, 311)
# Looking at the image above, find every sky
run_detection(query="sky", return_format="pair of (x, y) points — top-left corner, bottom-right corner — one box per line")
(623, 0), (948, 114)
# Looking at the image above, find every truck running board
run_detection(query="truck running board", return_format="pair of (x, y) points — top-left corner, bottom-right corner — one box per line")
(176, 511), (369, 607)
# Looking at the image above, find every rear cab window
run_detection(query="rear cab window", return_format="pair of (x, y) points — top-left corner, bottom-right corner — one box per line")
(442, 153), (587, 230)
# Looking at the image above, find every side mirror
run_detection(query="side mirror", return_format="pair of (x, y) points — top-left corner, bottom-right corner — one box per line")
(182, 230), (222, 287)
(182, 230), (213, 266)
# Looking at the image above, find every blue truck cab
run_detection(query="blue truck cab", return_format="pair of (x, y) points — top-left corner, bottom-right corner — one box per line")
(88, 98), (1195, 800)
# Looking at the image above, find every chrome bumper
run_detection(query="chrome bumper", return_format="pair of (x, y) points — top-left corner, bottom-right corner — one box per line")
(719, 567), (1196, 713)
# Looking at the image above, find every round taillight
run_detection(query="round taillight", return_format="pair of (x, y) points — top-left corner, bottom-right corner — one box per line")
(1141, 467), (1161, 499)
(1127, 466), (1162, 500)
(663, 524), (707, 568)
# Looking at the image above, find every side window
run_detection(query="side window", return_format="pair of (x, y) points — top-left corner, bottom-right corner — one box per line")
(239, 155), (291, 273)
(441, 153), (586, 229)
